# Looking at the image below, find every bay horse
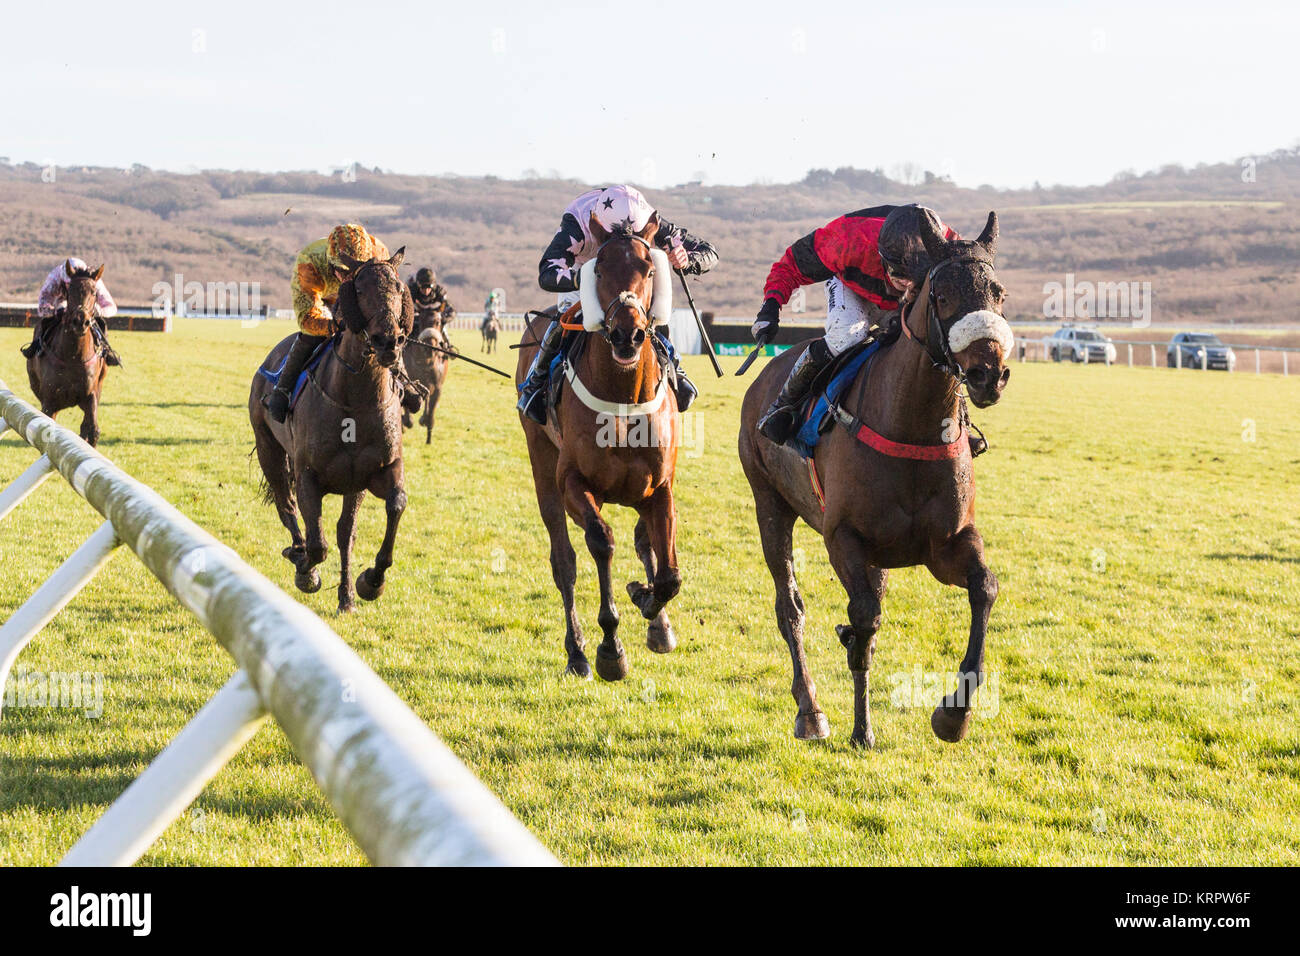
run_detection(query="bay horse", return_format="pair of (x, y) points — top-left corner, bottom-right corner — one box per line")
(249, 248), (413, 614)
(402, 315), (450, 444)
(738, 212), (1011, 747)
(26, 261), (110, 447)
(517, 217), (681, 680)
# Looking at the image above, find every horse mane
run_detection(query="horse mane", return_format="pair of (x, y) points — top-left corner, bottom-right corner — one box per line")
(333, 259), (413, 336)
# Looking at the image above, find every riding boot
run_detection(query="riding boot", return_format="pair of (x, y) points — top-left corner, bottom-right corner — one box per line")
(94, 316), (122, 366)
(19, 315), (55, 359)
(654, 327), (697, 412)
(757, 338), (834, 444)
(266, 332), (325, 423)
(516, 319), (563, 425)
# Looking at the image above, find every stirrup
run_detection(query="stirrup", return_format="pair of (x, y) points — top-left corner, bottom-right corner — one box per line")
(517, 387), (548, 425)
(266, 388), (292, 423)
(757, 404), (798, 444)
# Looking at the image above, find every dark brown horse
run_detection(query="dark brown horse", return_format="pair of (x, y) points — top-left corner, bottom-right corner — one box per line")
(738, 213), (1011, 747)
(401, 315), (451, 444)
(517, 217), (682, 680)
(481, 313), (500, 353)
(26, 261), (110, 447)
(249, 249), (413, 613)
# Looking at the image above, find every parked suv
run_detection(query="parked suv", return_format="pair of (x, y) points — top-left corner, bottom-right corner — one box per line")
(1045, 326), (1117, 364)
(1167, 332), (1235, 370)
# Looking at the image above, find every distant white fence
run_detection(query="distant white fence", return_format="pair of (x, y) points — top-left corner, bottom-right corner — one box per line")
(1015, 337), (1297, 375)
(0, 381), (556, 867)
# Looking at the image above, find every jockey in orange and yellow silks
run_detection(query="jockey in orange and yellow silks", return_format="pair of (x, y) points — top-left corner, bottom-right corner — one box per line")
(266, 223), (401, 423)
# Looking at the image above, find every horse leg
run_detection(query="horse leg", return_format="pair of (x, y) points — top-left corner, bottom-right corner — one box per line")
(755, 482), (827, 740)
(563, 473), (625, 682)
(357, 461), (406, 601)
(422, 383), (440, 444)
(335, 491), (363, 613)
(632, 517), (676, 654)
(78, 393), (100, 447)
(927, 526), (996, 743)
(526, 438), (588, 677)
(825, 525), (888, 749)
(626, 485), (681, 622)
(293, 468), (326, 594)
(253, 424), (305, 565)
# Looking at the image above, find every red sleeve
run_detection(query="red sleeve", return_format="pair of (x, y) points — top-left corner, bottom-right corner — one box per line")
(763, 247), (809, 306)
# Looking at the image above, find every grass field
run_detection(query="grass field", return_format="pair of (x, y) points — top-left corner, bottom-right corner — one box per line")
(1, 318), (1297, 866)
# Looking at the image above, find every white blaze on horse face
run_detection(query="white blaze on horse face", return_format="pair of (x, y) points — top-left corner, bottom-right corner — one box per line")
(948, 310), (1013, 356)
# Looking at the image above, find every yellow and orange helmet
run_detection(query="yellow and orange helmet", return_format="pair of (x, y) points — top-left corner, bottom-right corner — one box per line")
(327, 223), (382, 271)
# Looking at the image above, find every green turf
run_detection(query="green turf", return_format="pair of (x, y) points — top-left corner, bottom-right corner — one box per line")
(0, 319), (1297, 866)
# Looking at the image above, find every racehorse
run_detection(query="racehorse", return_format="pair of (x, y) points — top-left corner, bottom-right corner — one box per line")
(481, 313), (500, 353)
(402, 313), (450, 444)
(738, 212), (1011, 747)
(26, 261), (110, 447)
(517, 216), (682, 680)
(249, 248), (413, 614)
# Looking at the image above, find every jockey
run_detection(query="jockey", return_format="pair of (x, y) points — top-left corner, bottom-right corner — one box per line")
(408, 267), (456, 330)
(516, 184), (718, 424)
(266, 223), (421, 423)
(752, 204), (965, 445)
(21, 258), (121, 365)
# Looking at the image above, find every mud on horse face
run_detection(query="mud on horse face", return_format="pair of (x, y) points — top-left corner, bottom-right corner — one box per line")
(333, 248), (412, 367)
(63, 260), (104, 336)
(912, 212), (1012, 409)
(581, 212), (669, 366)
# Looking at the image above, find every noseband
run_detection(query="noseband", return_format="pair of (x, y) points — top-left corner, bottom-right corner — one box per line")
(904, 255), (998, 383)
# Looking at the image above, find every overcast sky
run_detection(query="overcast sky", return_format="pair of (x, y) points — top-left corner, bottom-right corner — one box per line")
(2, 0), (1294, 189)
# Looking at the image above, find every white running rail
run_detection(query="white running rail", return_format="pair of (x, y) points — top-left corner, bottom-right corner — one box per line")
(0, 380), (556, 867)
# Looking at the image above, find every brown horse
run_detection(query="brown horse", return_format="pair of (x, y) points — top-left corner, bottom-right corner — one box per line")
(738, 213), (1011, 747)
(402, 315), (451, 444)
(249, 249), (413, 614)
(26, 261), (110, 447)
(481, 314), (500, 353)
(517, 218), (682, 680)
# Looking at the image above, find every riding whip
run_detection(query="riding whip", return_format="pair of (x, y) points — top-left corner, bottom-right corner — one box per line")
(735, 333), (771, 376)
(410, 338), (512, 378)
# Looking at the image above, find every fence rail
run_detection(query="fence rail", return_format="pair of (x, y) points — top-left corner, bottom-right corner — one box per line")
(0, 380), (556, 867)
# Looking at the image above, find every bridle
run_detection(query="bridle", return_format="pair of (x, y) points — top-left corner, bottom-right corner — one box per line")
(588, 233), (654, 341)
(901, 254), (998, 384)
(346, 259), (408, 361)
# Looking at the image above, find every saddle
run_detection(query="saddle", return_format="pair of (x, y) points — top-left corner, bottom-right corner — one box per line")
(257, 337), (335, 412)
(787, 323), (901, 459)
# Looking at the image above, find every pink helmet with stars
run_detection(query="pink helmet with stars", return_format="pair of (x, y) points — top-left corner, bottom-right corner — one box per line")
(591, 185), (655, 234)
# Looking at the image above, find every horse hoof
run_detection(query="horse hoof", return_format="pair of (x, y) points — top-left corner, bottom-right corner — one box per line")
(356, 569), (384, 601)
(794, 711), (830, 740)
(338, 601), (355, 614)
(931, 705), (971, 743)
(835, 624), (855, 650)
(295, 568), (321, 594)
(646, 619), (676, 654)
(595, 645), (628, 682)
(850, 730), (877, 750)
(281, 545), (305, 565)
(564, 658), (592, 680)
(625, 581), (658, 620)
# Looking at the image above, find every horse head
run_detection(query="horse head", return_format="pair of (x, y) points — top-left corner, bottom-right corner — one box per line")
(910, 211), (1012, 408)
(334, 247), (412, 368)
(62, 260), (104, 337)
(585, 213), (666, 368)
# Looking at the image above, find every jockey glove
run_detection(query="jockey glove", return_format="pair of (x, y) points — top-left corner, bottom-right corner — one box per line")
(752, 298), (781, 341)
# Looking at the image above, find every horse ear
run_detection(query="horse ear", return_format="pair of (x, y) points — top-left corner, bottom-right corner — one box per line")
(638, 211), (659, 242)
(589, 212), (610, 247)
(91, 264), (105, 282)
(919, 208), (949, 264)
(336, 250), (365, 273)
(65, 259), (76, 278)
(387, 246), (405, 270)
(976, 211), (998, 257)
(335, 277), (365, 334)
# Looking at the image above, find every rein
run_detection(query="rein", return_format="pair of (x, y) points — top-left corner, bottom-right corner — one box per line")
(585, 233), (655, 339)
(903, 255), (997, 382)
(38, 312), (104, 371)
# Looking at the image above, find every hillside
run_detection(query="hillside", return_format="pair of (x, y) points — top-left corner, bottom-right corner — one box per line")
(2, 147), (1298, 325)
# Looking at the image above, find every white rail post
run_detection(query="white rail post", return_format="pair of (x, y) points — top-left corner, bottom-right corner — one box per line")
(1256, 349), (1261, 374)
(1150, 344), (1156, 367)
(0, 454), (55, 522)
(1202, 349), (1208, 371)
(1175, 346), (1182, 369)
(0, 521), (120, 717)
(60, 670), (268, 867)
(1285, 352), (1290, 376)
(1127, 343), (1133, 367)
